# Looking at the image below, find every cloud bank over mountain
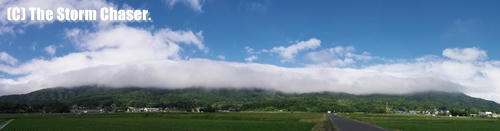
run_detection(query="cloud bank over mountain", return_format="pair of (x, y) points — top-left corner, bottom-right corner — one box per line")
(1, 23), (500, 103)
(1, 0), (500, 104)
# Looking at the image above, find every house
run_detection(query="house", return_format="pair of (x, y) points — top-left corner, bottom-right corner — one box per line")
(84, 109), (104, 114)
(191, 107), (201, 112)
(163, 107), (187, 112)
(127, 107), (142, 112)
(144, 108), (160, 112)
(395, 110), (408, 114)
(436, 110), (450, 115)
(431, 110), (439, 115)
(71, 109), (104, 114)
(127, 107), (163, 112)
(217, 110), (230, 112)
(479, 112), (493, 117)
(493, 113), (500, 118)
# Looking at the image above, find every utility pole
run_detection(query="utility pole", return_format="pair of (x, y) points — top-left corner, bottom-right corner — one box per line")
(386, 101), (388, 113)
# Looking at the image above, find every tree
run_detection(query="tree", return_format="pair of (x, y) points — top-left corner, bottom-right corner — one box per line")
(43, 102), (70, 113)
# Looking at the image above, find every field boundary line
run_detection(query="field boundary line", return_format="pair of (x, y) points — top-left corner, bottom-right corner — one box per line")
(0, 119), (14, 130)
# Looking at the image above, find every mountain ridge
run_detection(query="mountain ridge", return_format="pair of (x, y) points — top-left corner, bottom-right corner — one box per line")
(0, 86), (499, 113)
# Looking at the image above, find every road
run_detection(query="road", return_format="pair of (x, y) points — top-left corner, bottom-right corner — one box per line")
(0, 119), (14, 130)
(328, 114), (387, 131)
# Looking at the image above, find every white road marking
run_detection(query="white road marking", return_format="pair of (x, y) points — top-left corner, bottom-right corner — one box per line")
(0, 119), (14, 130)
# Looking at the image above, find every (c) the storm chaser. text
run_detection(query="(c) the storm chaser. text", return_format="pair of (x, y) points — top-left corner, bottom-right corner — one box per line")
(7, 7), (151, 22)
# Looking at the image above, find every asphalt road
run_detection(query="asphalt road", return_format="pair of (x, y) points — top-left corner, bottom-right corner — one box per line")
(328, 114), (387, 131)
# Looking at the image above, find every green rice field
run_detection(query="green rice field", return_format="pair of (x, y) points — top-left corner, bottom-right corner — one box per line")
(0, 112), (326, 131)
(339, 113), (500, 131)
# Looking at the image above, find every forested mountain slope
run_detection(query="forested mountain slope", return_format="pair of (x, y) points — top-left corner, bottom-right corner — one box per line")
(1, 86), (499, 113)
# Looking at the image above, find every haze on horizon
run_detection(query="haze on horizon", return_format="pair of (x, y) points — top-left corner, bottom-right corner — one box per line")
(1, 0), (500, 103)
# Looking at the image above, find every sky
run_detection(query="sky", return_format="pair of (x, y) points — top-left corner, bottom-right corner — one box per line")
(1, 0), (500, 103)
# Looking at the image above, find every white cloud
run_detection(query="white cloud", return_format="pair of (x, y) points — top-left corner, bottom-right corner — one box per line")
(269, 38), (321, 63)
(0, 0), (115, 35)
(2, 28), (500, 104)
(0, 24), (204, 92)
(0, 52), (18, 65)
(44, 45), (57, 56)
(160, 29), (207, 53)
(245, 46), (255, 54)
(31, 43), (37, 51)
(364, 59), (500, 103)
(246, 1), (269, 13)
(217, 55), (226, 60)
(443, 47), (487, 61)
(165, 0), (204, 12)
(306, 46), (373, 67)
(245, 55), (258, 62)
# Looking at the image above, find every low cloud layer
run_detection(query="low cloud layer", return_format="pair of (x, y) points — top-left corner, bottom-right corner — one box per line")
(1, 24), (500, 103)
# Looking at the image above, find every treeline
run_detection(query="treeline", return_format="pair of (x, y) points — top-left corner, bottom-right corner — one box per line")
(0, 86), (499, 114)
(0, 102), (70, 113)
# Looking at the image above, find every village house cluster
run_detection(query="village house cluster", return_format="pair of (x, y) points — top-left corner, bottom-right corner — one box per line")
(126, 107), (202, 113)
(402, 110), (499, 118)
(406, 109), (450, 116)
(71, 108), (105, 114)
(471, 111), (500, 118)
(68, 104), (242, 114)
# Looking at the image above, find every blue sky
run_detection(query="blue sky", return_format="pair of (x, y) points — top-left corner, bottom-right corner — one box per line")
(3, 0), (500, 65)
(2, 0), (500, 102)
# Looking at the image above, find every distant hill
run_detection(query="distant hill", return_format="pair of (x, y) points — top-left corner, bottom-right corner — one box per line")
(0, 86), (499, 113)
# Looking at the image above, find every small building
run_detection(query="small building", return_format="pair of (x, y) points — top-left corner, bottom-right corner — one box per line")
(217, 110), (230, 112)
(127, 107), (163, 112)
(191, 107), (201, 113)
(127, 107), (142, 112)
(479, 112), (493, 117)
(431, 110), (439, 115)
(493, 113), (500, 118)
(71, 109), (104, 114)
(395, 110), (408, 114)
(84, 109), (104, 114)
(144, 108), (160, 112)
(163, 107), (187, 112)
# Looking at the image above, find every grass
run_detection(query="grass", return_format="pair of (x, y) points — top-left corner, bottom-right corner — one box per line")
(0, 119), (5, 125)
(339, 113), (500, 131)
(0, 112), (325, 131)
